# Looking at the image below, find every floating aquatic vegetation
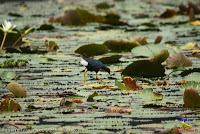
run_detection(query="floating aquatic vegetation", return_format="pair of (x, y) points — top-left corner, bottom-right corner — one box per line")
(49, 8), (127, 26)
(122, 50), (169, 78)
(96, 2), (114, 9)
(37, 23), (55, 31)
(184, 88), (200, 108)
(0, 71), (16, 82)
(75, 44), (109, 57)
(107, 106), (132, 114)
(87, 92), (98, 102)
(98, 55), (122, 64)
(0, 59), (28, 68)
(165, 53), (192, 69)
(103, 40), (138, 52)
(141, 88), (163, 101)
(131, 44), (175, 58)
(7, 81), (27, 97)
(0, 97), (21, 112)
(45, 40), (59, 52)
(0, 21), (34, 52)
(160, 9), (177, 18)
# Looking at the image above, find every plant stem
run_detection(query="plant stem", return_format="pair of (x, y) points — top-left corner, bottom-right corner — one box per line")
(0, 32), (7, 50)
(12, 33), (25, 47)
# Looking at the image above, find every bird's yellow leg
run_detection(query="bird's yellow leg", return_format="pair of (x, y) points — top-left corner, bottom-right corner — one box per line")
(84, 69), (88, 84)
(96, 73), (103, 82)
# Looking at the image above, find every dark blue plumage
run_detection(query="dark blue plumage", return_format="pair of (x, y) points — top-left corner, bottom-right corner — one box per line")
(81, 57), (110, 74)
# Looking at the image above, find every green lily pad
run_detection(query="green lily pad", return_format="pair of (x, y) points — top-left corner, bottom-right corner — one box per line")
(75, 44), (109, 57)
(183, 73), (200, 82)
(141, 88), (163, 101)
(87, 92), (98, 102)
(131, 44), (176, 57)
(0, 71), (16, 82)
(115, 80), (126, 90)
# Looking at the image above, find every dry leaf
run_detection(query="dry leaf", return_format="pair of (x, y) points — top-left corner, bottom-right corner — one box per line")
(123, 76), (141, 90)
(0, 97), (21, 112)
(45, 40), (59, 52)
(165, 53), (192, 69)
(184, 88), (200, 108)
(60, 98), (83, 107)
(160, 9), (176, 18)
(128, 36), (148, 45)
(181, 42), (200, 50)
(156, 80), (168, 86)
(107, 106), (132, 114)
(191, 20), (200, 26)
(154, 35), (163, 44)
(7, 81), (27, 97)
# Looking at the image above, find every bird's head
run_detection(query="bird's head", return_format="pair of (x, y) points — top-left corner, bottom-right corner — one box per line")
(102, 66), (110, 74)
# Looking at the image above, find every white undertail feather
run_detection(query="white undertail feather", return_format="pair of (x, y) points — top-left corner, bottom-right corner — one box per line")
(80, 58), (88, 66)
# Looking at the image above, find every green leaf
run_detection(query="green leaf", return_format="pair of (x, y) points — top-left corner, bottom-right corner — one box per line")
(183, 73), (200, 82)
(87, 92), (98, 102)
(115, 80), (126, 90)
(131, 44), (176, 57)
(141, 88), (163, 101)
(0, 71), (16, 82)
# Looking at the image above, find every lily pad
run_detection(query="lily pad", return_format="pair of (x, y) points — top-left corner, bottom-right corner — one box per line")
(123, 76), (141, 90)
(49, 8), (104, 26)
(98, 55), (122, 64)
(165, 53), (192, 69)
(122, 60), (165, 78)
(0, 59), (28, 68)
(87, 92), (98, 102)
(184, 88), (200, 108)
(141, 88), (163, 101)
(160, 9), (177, 18)
(7, 81), (27, 97)
(131, 44), (176, 57)
(37, 24), (55, 31)
(0, 97), (21, 112)
(0, 71), (16, 82)
(183, 72), (200, 82)
(75, 44), (109, 57)
(115, 80), (126, 90)
(96, 2), (114, 9)
(103, 40), (139, 52)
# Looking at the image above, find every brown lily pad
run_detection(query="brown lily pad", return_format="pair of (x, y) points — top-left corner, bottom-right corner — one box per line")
(7, 81), (27, 97)
(184, 88), (200, 108)
(0, 97), (21, 112)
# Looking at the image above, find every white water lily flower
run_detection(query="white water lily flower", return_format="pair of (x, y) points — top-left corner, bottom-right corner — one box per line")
(0, 20), (16, 33)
